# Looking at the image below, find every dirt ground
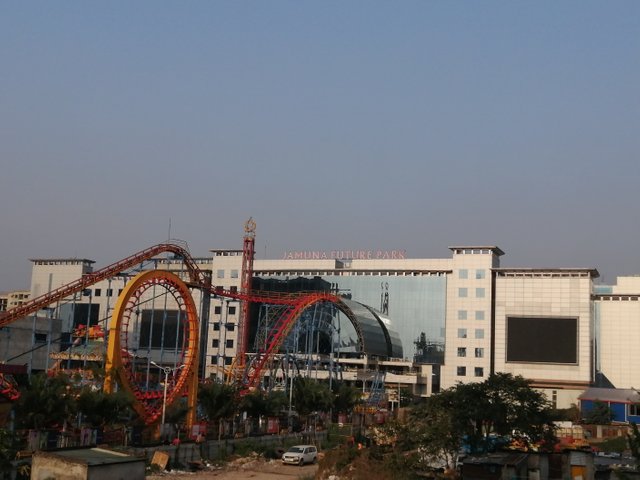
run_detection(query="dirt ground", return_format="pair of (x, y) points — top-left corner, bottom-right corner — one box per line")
(147, 456), (319, 480)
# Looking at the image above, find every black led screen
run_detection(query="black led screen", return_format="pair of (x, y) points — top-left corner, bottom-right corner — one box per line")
(506, 316), (577, 364)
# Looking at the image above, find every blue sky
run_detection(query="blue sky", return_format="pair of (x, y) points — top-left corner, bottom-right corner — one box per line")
(1, 1), (639, 291)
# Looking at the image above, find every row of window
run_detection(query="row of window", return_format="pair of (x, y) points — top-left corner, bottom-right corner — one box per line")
(84, 288), (123, 298)
(496, 271), (591, 278)
(82, 287), (243, 300)
(216, 269), (240, 279)
(599, 296), (640, 302)
(260, 271), (446, 277)
(213, 306), (237, 315)
(457, 347), (484, 358)
(453, 248), (493, 255)
(458, 328), (484, 339)
(457, 366), (484, 377)
(211, 356), (234, 365)
(458, 287), (485, 298)
(212, 339), (234, 349)
(457, 310), (485, 320)
(212, 322), (235, 331)
(458, 269), (486, 280)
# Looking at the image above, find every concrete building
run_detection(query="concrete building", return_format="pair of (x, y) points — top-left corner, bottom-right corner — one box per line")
(593, 276), (640, 390)
(0, 290), (30, 311)
(6, 243), (640, 409)
(494, 267), (597, 408)
(31, 447), (145, 480)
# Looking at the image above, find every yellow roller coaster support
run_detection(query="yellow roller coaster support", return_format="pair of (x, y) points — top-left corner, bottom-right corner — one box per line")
(104, 270), (200, 430)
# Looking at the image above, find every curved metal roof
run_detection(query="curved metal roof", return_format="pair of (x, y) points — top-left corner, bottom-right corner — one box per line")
(338, 298), (403, 359)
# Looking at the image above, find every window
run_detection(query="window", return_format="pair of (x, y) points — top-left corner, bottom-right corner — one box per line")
(212, 322), (220, 331)
(228, 306), (237, 315)
(459, 269), (468, 279)
(458, 288), (468, 298)
(475, 310), (485, 321)
(211, 356), (217, 365)
(475, 329), (484, 339)
(230, 286), (238, 294)
(630, 404), (640, 416)
(212, 339), (219, 348)
(34, 333), (47, 344)
(231, 270), (239, 278)
(457, 347), (467, 357)
(225, 339), (234, 349)
(475, 348), (484, 358)
(474, 367), (484, 377)
(476, 269), (486, 279)
(106, 289), (113, 297)
(225, 323), (235, 331)
(224, 357), (233, 366)
(118, 289), (123, 296)
(458, 310), (467, 320)
(476, 288), (485, 298)
(214, 306), (222, 315)
(458, 328), (467, 339)
(94, 288), (101, 297)
(216, 269), (225, 279)
(457, 366), (466, 376)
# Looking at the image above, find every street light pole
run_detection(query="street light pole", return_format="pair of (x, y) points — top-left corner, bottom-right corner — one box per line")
(151, 361), (184, 428)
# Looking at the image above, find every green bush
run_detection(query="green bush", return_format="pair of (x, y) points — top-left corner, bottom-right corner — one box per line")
(262, 447), (282, 459)
(596, 435), (627, 454)
(233, 439), (262, 456)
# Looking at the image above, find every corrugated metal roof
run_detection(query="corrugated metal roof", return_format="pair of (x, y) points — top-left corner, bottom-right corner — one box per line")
(579, 387), (640, 404)
(462, 452), (529, 466)
(35, 447), (142, 466)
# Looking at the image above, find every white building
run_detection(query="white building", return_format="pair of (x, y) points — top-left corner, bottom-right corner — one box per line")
(7, 242), (639, 408)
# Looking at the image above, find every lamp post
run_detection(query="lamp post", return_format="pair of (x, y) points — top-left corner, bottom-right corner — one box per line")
(150, 361), (185, 428)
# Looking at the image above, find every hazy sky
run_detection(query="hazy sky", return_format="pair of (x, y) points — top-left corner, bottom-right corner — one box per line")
(1, 1), (638, 292)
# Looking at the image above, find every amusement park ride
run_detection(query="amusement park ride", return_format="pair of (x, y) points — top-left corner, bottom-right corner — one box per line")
(0, 219), (367, 431)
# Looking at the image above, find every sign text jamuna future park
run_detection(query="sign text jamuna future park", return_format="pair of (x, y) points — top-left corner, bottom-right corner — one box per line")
(282, 250), (407, 260)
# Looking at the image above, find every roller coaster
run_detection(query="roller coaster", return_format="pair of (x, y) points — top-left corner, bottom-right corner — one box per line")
(0, 220), (380, 430)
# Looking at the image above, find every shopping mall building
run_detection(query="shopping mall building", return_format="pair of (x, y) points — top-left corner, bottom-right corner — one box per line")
(5, 244), (640, 409)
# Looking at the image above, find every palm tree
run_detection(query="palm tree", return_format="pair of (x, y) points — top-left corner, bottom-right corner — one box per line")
(292, 377), (333, 430)
(332, 382), (361, 419)
(75, 388), (134, 428)
(198, 381), (238, 439)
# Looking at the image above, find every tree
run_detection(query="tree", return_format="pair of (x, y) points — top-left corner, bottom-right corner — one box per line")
(627, 422), (640, 469)
(198, 381), (237, 439)
(239, 389), (287, 419)
(292, 377), (333, 417)
(0, 428), (17, 472)
(584, 401), (614, 425)
(405, 391), (463, 470)
(76, 388), (134, 427)
(332, 382), (361, 415)
(14, 373), (76, 430)
(406, 373), (557, 461)
(475, 373), (556, 449)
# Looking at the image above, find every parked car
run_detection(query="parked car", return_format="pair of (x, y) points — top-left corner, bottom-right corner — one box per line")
(281, 445), (317, 465)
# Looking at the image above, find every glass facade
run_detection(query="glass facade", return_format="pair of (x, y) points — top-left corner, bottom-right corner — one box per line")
(254, 274), (446, 361)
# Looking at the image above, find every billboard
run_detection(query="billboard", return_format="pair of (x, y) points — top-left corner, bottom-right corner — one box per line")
(506, 316), (578, 364)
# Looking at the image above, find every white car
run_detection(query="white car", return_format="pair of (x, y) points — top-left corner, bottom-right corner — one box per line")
(281, 444), (318, 465)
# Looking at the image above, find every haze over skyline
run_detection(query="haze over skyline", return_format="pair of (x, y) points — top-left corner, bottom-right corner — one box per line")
(1, 1), (639, 292)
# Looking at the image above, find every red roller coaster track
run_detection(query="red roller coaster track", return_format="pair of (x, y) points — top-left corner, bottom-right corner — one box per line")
(0, 241), (347, 404)
(0, 242), (208, 329)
